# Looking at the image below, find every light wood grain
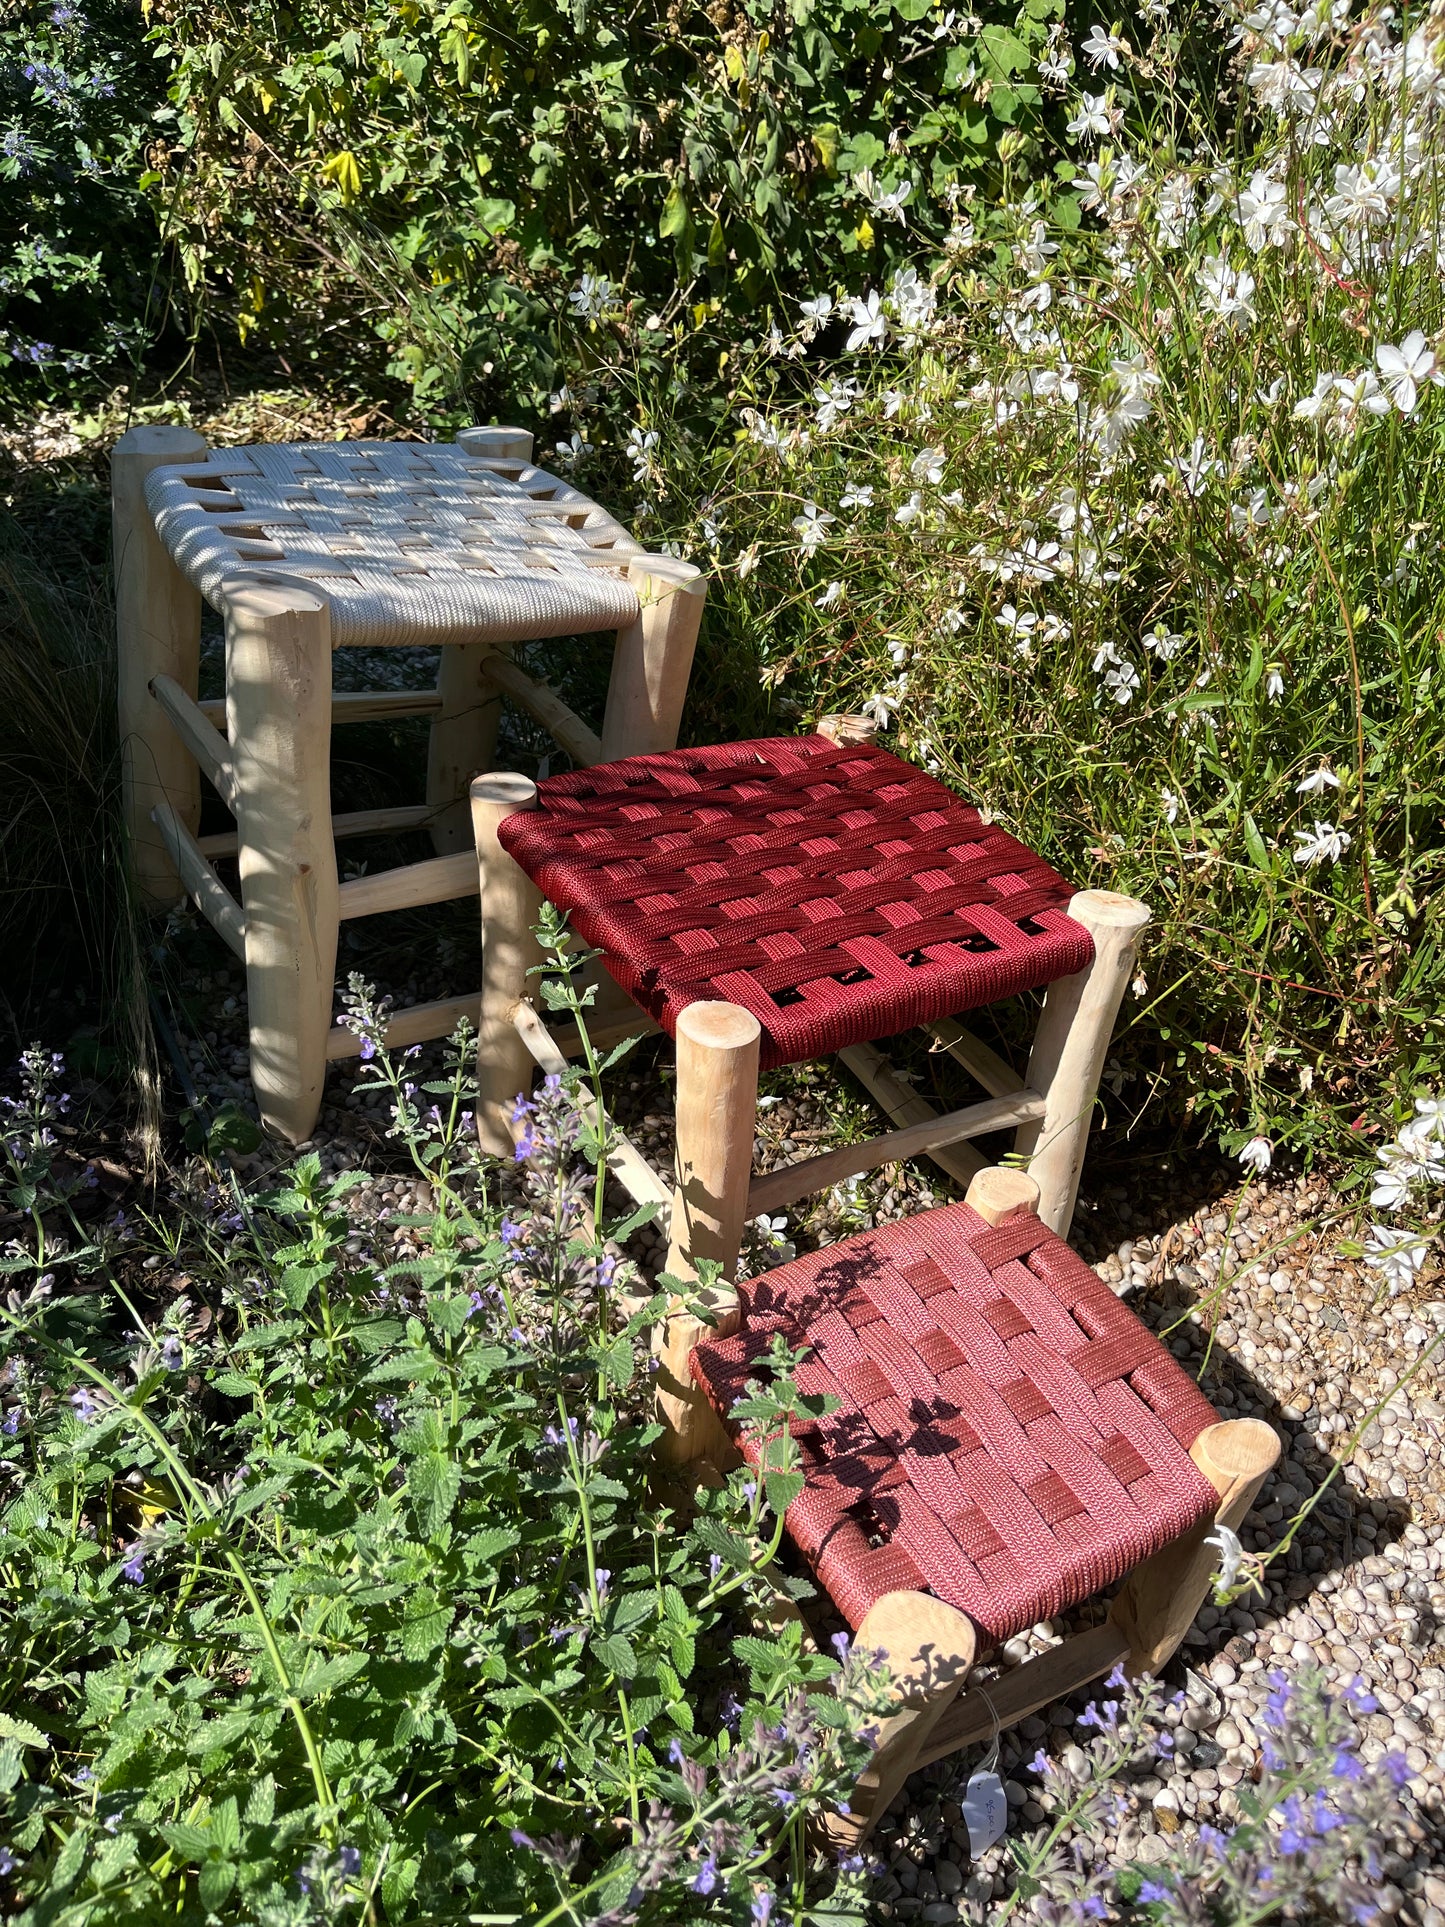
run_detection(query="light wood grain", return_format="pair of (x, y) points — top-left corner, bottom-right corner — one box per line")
(150, 801), (246, 960)
(113, 424), (209, 908)
(224, 578), (339, 1143)
(1108, 1418), (1280, 1675)
(1014, 889), (1150, 1236)
(199, 803), (436, 858)
(472, 772), (545, 1156)
(838, 1042), (989, 1190)
(665, 1002), (761, 1284)
(914, 1622), (1130, 1769)
(198, 688), (445, 729)
(479, 652), (602, 767)
(746, 1087), (1043, 1219)
(148, 673), (237, 812)
(964, 1165), (1041, 1225)
(428, 642), (500, 854)
(599, 556), (705, 761)
(817, 714), (881, 745)
(336, 852), (479, 919)
(927, 1018), (1021, 1100)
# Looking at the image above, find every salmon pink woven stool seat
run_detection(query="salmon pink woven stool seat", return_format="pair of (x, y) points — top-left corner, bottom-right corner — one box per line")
(690, 1200), (1221, 1644)
(495, 732), (1094, 1070)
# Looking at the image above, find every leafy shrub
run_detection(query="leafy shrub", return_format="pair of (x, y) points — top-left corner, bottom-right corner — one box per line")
(148, 0), (1066, 409)
(0, 0), (167, 401)
(546, 0), (1445, 1160)
(0, 941), (885, 1922)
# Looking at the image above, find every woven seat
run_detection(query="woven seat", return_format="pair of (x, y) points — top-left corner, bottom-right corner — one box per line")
(496, 732), (1095, 1070)
(690, 1199), (1220, 1643)
(145, 438), (642, 648)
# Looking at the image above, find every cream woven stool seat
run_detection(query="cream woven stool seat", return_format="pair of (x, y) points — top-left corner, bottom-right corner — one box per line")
(114, 424), (705, 1144)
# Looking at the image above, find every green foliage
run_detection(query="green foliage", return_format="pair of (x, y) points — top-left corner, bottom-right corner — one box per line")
(148, 0), (1064, 409)
(0, 1005), (883, 1921)
(0, 0), (168, 401)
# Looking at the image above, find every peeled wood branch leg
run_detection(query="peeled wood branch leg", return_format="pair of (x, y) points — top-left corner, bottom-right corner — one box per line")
(600, 557), (705, 760)
(471, 772), (545, 1157)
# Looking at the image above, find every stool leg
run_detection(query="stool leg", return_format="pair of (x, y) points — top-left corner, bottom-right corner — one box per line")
(1108, 1418), (1280, 1676)
(470, 773), (544, 1156)
(112, 425), (209, 910)
(1013, 889), (1150, 1237)
(427, 642), (503, 853)
(599, 557), (706, 761)
(663, 1001), (760, 1285)
(824, 1590), (976, 1850)
(225, 581), (339, 1145)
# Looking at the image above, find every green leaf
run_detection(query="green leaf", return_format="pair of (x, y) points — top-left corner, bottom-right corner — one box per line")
(607, 1590), (654, 1635)
(408, 1451), (462, 1536)
(0, 1713), (48, 1750)
(1242, 813), (1273, 874)
(591, 1633), (637, 1679)
(659, 182), (689, 238)
(198, 1858), (237, 1909)
(295, 1650), (369, 1700)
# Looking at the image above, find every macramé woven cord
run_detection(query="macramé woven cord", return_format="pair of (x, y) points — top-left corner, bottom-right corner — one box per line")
(498, 734), (1096, 1069)
(691, 1201), (1220, 1642)
(145, 439), (642, 647)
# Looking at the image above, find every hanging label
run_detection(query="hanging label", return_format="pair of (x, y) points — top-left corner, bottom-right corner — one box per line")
(961, 1769), (1009, 1854)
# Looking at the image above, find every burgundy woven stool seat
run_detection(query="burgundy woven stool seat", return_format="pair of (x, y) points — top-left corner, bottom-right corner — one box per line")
(690, 1201), (1220, 1645)
(495, 733), (1094, 1070)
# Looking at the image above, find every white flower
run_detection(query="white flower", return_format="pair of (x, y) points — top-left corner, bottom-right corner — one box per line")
(1206, 1524), (1244, 1592)
(862, 677), (907, 727)
(1376, 331), (1439, 418)
(839, 482), (875, 510)
(1172, 437), (1222, 496)
(1295, 765), (1342, 794)
(1143, 622), (1186, 661)
(814, 580), (844, 609)
(1237, 170), (1293, 251)
(845, 290), (888, 352)
(1292, 819), (1351, 866)
(1324, 161), (1396, 229)
(1238, 1136), (1273, 1174)
(791, 501), (836, 554)
(1155, 173), (1195, 248)
(1197, 257), (1257, 328)
(1410, 1094), (1445, 1137)
(1066, 92), (1113, 140)
(894, 491), (925, 526)
(1265, 668), (1285, 701)
(736, 543), (760, 579)
(939, 605), (966, 635)
(813, 378), (859, 432)
(1081, 23), (1128, 68)
(855, 169), (915, 223)
(910, 445), (945, 485)
(798, 293), (835, 340)
(1103, 656), (1141, 704)
(568, 273), (613, 319)
(1363, 1224), (1430, 1292)
(1161, 787), (1181, 825)
(625, 425), (658, 482)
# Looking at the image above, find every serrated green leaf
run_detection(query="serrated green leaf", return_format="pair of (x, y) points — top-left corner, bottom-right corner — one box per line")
(591, 1632), (637, 1680)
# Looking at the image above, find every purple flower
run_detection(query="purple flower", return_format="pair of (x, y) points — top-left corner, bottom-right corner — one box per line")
(830, 1630), (851, 1660)
(1, 1406), (20, 1436)
(668, 1738), (685, 1765)
(1137, 1881), (1169, 1904)
(690, 1854), (719, 1895)
(69, 1387), (97, 1423)
(359, 1035), (376, 1062)
(1078, 1899), (1108, 1920)
(0, 1847), (17, 1876)
(121, 1544), (145, 1583)
(513, 1131), (537, 1162)
(160, 1335), (183, 1372)
(1029, 1748), (1051, 1776)
(1383, 1751), (1412, 1788)
(594, 1569), (611, 1601)
(1198, 1824), (1230, 1854)
(708, 1552), (723, 1580)
(337, 1846), (361, 1876)
(1332, 1747), (1366, 1782)
(771, 1787), (797, 1807)
(510, 1828), (535, 1849)
(752, 1893), (775, 1926)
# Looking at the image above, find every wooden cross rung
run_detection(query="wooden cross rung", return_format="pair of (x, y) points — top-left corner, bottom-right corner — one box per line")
(150, 801), (246, 960)
(198, 803), (437, 859)
(838, 1041), (990, 1190)
(150, 674), (237, 812)
(746, 1085), (1044, 1220)
(512, 1003), (672, 1218)
(479, 654), (602, 768)
(927, 1018), (1021, 1100)
(325, 991), (480, 1061)
(913, 1622), (1130, 1771)
(197, 689), (447, 730)
(337, 851), (478, 919)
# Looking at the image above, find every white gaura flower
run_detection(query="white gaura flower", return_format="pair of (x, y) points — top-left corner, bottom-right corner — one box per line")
(839, 482), (875, 511)
(1237, 170), (1293, 251)
(1266, 667), (1285, 701)
(1292, 819), (1351, 865)
(888, 638), (910, 667)
(1205, 1523), (1245, 1592)
(1376, 331), (1440, 417)
(791, 501), (836, 554)
(568, 273), (613, 318)
(1197, 257), (1257, 328)
(798, 293), (835, 340)
(894, 491), (925, 526)
(939, 605), (966, 635)
(1238, 1136), (1273, 1175)
(1066, 91), (1114, 140)
(814, 580), (844, 609)
(1081, 23), (1128, 69)
(1155, 173), (1195, 248)
(862, 676), (908, 727)
(1296, 765), (1342, 794)
(1363, 1224), (1430, 1292)
(813, 378), (859, 432)
(1324, 159), (1397, 229)
(1172, 436), (1223, 496)
(910, 445), (946, 485)
(1161, 787), (1181, 825)
(1143, 622), (1186, 661)
(736, 543), (760, 579)
(625, 425), (658, 482)
(1410, 1094), (1445, 1137)
(845, 290), (888, 352)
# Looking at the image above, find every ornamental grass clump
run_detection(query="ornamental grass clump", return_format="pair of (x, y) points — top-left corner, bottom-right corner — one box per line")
(0, 945), (885, 1924)
(556, 0), (1445, 1163)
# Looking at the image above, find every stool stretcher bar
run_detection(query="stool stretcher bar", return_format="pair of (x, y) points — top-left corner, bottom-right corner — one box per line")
(838, 1040), (988, 1191)
(198, 688), (446, 730)
(151, 802), (246, 960)
(926, 1017), (1020, 1100)
(336, 852), (479, 920)
(149, 675), (237, 813)
(198, 804), (437, 859)
(478, 654), (602, 769)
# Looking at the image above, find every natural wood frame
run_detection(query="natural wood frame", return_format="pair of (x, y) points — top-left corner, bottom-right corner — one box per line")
(687, 1166), (1280, 1846)
(114, 422), (705, 1144)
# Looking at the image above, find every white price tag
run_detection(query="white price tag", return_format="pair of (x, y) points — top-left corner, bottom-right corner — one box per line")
(961, 1769), (1009, 1854)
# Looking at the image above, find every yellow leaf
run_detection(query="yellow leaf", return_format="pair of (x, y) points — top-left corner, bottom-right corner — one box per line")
(724, 43), (745, 84)
(856, 215), (875, 250)
(256, 78), (278, 114)
(320, 149), (362, 204)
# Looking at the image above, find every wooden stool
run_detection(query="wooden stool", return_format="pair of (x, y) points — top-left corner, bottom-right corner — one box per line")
(470, 721), (1147, 1277)
(113, 424), (705, 1142)
(687, 1165), (1280, 1844)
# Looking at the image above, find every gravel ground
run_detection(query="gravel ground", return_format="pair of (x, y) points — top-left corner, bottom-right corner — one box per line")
(146, 934), (1445, 1916)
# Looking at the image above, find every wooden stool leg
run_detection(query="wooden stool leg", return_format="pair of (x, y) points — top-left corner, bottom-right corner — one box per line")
(427, 428), (536, 853)
(1108, 1418), (1280, 1676)
(599, 557), (706, 761)
(664, 1001), (760, 1284)
(113, 424), (209, 909)
(964, 1165), (1041, 1225)
(225, 580), (338, 1145)
(427, 643), (503, 853)
(1013, 889), (1151, 1236)
(470, 773), (544, 1157)
(825, 1591), (977, 1850)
